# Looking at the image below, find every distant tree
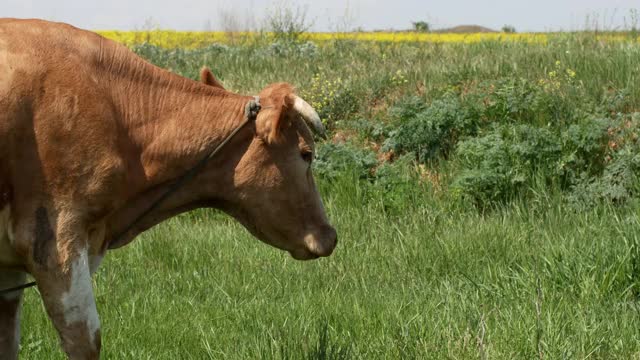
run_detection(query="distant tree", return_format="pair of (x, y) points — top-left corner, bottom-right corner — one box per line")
(413, 21), (430, 32)
(502, 25), (517, 33)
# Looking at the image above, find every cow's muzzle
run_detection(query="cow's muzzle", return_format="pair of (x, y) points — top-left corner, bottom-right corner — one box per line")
(291, 226), (337, 260)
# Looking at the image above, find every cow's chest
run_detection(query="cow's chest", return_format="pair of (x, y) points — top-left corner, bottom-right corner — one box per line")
(0, 206), (107, 273)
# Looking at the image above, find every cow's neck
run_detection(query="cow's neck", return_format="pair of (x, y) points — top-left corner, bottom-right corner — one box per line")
(106, 57), (250, 193)
(101, 49), (256, 248)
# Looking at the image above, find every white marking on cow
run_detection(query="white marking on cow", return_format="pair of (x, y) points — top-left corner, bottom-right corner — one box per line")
(61, 251), (100, 345)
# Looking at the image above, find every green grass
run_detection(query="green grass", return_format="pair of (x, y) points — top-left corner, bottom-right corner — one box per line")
(17, 35), (640, 358)
(19, 174), (640, 358)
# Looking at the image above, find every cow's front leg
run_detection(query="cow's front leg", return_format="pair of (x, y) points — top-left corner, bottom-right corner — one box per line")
(19, 208), (101, 359)
(0, 270), (27, 360)
(33, 248), (101, 359)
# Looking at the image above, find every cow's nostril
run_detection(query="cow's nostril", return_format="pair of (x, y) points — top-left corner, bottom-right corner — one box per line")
(324, 226), (338, 250)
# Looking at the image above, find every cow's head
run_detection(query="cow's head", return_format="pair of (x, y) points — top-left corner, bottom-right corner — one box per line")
(200, 68), (337, 260)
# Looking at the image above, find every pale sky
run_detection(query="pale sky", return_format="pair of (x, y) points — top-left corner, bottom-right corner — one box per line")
(3, 0), (639, 32)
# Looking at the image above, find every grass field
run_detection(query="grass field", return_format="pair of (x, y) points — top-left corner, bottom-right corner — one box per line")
(19, 32), (640, 358)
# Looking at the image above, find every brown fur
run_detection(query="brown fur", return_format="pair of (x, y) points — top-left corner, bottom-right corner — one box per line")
(199, 67), (225, 89)
(0, 18), (336, 358)
(256, 82), (297, 142)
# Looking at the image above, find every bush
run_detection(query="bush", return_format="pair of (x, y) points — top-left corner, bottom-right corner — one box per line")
(313, 142), (377, 181)
(451, 124), (563, 207)
(568, 149), (640, 209)
(265, 2), (311, 43)
(481, 77), (581, 126)
(371, 155), (424, 215)
(567, 114), (640, 208)
(412, 21), (430, 32)
(501, 25), (517, 33)
(451, 113), (640, 208)
(266, 40), (318, 57)
(557, 118), (609, 186)
(302, 75), (359, 129)
(384, 94), (477, 163)
(387, 96), (428, 121)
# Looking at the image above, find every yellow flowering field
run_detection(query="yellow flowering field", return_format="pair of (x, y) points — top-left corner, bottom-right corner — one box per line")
(97, 30), (639, 49)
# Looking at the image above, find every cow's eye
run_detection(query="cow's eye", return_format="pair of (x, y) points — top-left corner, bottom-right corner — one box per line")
(301, 150), (313, 163)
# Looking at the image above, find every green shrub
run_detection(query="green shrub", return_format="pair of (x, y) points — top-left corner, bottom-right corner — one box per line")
(264, 2), (311, 43)
(481, 76), (581, 126)
(557, 118), (609, 186)
(371, 155), (424, 215)
(501, 25), (517, 33)
(348, 117), (389, 143)
(412, 21), (430, 32)
(599, 87), (632, 115)
(387, 96), (428, 121)
(569, 148), (640, 209)
(567, 114), (640, 208)
(452, 124), (563, 207)
(451, 113), (640, 208)
(384, 94), (477, 163)
(482, 78), (541, 123)
(301, 75), (359, 130)
(265, 40), (318, 57)
(313, 141), (377, 181)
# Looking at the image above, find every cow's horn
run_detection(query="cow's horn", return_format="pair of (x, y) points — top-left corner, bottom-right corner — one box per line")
(292, 96), (326, 138)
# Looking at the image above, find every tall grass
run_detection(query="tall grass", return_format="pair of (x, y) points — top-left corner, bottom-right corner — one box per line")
(20, 172), (640, 358)
(132, 36), (640, 104)
(18, 35), (640, 358)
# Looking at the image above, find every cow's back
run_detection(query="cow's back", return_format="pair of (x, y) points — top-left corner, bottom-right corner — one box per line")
(0, 18), (108, 142)
(0, 19), (105, 106)
(0, 18), (104, 70)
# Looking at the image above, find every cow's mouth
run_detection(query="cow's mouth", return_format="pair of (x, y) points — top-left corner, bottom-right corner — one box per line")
(289, 248), (321, 260)
(290, 236), (336, 260)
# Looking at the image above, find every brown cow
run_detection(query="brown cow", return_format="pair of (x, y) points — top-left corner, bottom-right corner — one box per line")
(0, 18), (337, 359)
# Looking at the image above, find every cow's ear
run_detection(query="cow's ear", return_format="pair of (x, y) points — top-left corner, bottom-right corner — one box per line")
(200, 66), (225, 89)
(256, 83), (297, 144)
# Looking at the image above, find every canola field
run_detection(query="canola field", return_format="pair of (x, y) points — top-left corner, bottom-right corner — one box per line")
(96, 30), (640, 48)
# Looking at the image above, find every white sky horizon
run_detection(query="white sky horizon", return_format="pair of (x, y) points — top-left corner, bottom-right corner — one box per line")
(3, 0), (640, 33)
